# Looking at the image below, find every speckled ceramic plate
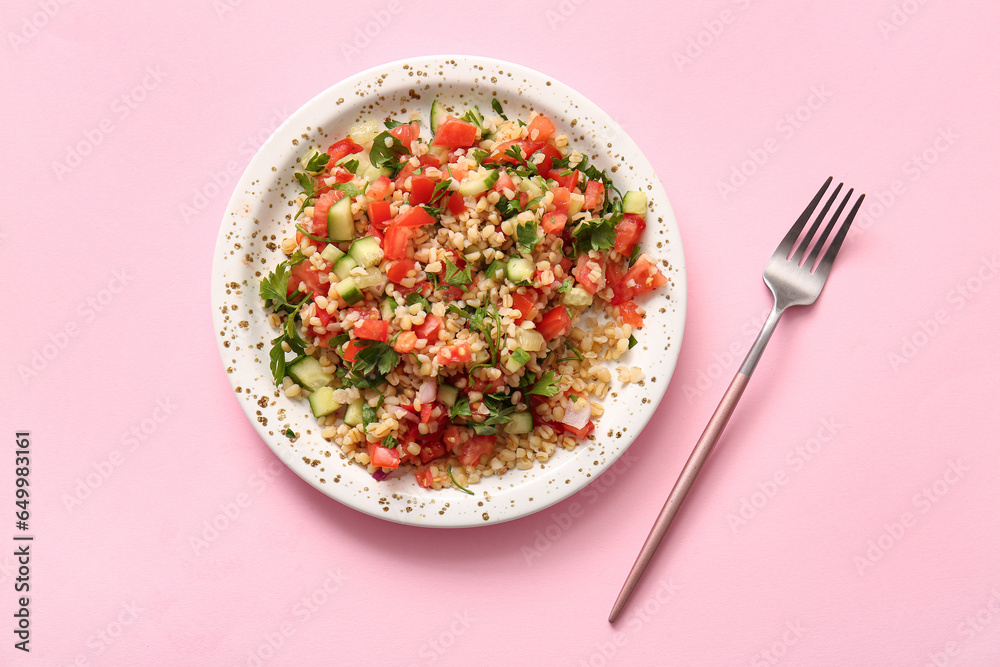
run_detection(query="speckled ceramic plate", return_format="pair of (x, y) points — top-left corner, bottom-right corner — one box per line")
(211, 55), (686, 527)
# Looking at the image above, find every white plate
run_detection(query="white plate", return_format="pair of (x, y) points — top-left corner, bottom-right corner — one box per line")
(211, 55), (686, 527)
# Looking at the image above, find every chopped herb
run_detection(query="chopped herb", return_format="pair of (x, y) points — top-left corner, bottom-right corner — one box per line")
(569, 394), (578, 402)
(383, 434), (399, 448)
(469, 148), (489, 164)
(260, 257), (307, 312)
(294, 223), (332, 245)
(267, 296), (311, 385)
(447, 466), (474, 495)
(556, 280), (573, 293)
(628, 243), (642, 267)
(483, 259), (504, 281)
(383, 119), (406, 129)
(450, 396), (472, 419)
(510, 347), (530, 366)
(555, 343), (584, 364)
(628, 334), (638, 349)
(369, 131), (410, 177)
(526, 370), (560, 397)
(491, 98), (507, 120)
(292, 171), (317, 220)
(334, 182), (365, 197)
(516, 219), (540, 254)
(404, 291), (432, 312)
(571, 214), (618, 255)
(341, 158), (360, 174)
(444, 258), (472, 290)
(285, 428), (296, 438)
(495, 196), (521, 219)
(342, 340), (399, 389)
(361, 403), (377, 431)
(305, 152), (330, 173)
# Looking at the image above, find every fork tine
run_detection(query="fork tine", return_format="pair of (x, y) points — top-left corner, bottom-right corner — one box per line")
(805, 186), (851, 270)
(791, 182), (842, 265)
(776, 177), (832, 258)
(815, 193), (865, 276)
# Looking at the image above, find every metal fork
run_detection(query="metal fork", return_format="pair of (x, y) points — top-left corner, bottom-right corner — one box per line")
(608, 177), (865, 622)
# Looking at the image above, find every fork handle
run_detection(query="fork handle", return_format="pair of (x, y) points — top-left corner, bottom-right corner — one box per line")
(608, 305), (784, 622)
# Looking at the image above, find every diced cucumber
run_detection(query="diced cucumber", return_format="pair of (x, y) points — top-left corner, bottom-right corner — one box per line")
(623, 191), (647, 216)
(343, 398), (365, 427)
(337, 151), (371, 174)
(483, 259), (505, 282)
(308, 386), (342, 418)
(381, 296), (398, 320)
(503, 411), (534, 435)
(336, 277), (363, 305)
(517, 176), (543, 200)
(563, 286), (594, 307)
(567, 193), (584, 218)
(349, 119), (380, 144)
(513, 326), (545, 353)
(430, 99), (448, 133)
(362, 164), (392, 182)
(504, 347), (530, 373)
(438, 384), (459, 407)
(353, 267), (385, 290)
(334, 255), (358, 281)
(463, 106), (485, 129)
(320, 244), (345, 264)
(458, 170), (499, 196)
(287, 356), (332, 392)
(327, 196), (355, 242)
(506, 257), (535, 284)
(348, 236), (384, 268)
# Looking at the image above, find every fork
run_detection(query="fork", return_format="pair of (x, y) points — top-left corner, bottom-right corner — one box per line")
(608, 177), (865, 623)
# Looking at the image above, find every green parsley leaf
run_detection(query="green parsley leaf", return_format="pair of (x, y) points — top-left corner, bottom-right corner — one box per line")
(285, 428), (296, 438)
(516, 219), (540, 254)
(491, 98), (507, 120)
(628, 334), (638, 349)
(469, 148), (489, 164)
(305, 152), (330, 173)
(629, 243), (642, 267)
(444, 258), (472, 290)
(362, 404), (377, 431)
(495, 196), (521, 219)
(450, 396), (472, 420)
(334, 182), (365, 197)
(341, 159), (360, 174)
(483, 259), (504, 282)
(404, 291), (432, 312)
(383, 434), (399, 448)
(294, 172), (315, 196)
(556, 280), (573, 293)
(369, 131), (409, 177)
(383, 119), (406, 129)
(526, 370), (560, 397)
(571, 216), (617, 254)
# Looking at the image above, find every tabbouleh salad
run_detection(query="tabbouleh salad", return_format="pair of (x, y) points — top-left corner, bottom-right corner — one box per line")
(260, 97), (667, 493)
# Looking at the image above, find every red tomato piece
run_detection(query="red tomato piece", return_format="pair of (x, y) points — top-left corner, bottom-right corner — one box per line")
(447, 192), (466, 215)
(394, 163), (417, 190)
(386, 259), (416, 283)
(550, 187), (571, 214)
(342, 339), (365, 363)
(354, 319), (388, 342)
(408, 176), (435, 206)
(493, 172), (515, 194)
(367, 201), (392, 228)
(511, 289), (539, 324)
(419, 402), (434, 424)
(583, 181), (605, 210)
(532, 144), (562, 178)
(611, 255), (668, 305)
(389, 122), (420, 149)
(432, 118), (478, 148)
(419, 441), (446, 464)
(485, 140), (544, 165)
(288, 262), (329, 298)
(382, 224), (410, 260)
(618, 301), (644, 329)
(367, 443), (400, 469)
(613, 213), (646, 256)
(437, 341), (472, 364)
(550, 168), (579, 191)
(541, 211), (567, 235)
(527, 115), (556, 142)
(442, 426), (462, 452)
(312, 190), (345, 236)
(393, 330), (417, 353)
(459, 435), (497, 466)
(366, 175), (392, 201)
(573, 254), (606, 295)
(537, 305), (572, 341)
(415, 468), (434, 488)
(606, 259), (627, 290)
(326, 137), (363, 163)
(413, 314), (442, 342)
(394, 206), (435, 228)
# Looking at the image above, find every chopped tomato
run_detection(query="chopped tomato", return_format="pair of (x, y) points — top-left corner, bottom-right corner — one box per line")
(443, 162), (468, 181)
(288, 262), (329, 298)
(393, 330), (417, 353)
(333, 169), (355, 184)
(618, 301), (644, 329)
(419, 441), (446, 464)
(471, 373), (505, 395)
(550, 168), (579, 191)
(381, 224), (410, 260)
(418, 153), (442, 168)
(437, 341), (472, 364)
(447, 191), (466, 215)
(492, 172), (515, 194)
(313, 303), (334, 328)
(408, 176), (435, 206)
(419, 402), (434, 423)
(366, 442), (400, 469)
(326, 137), (363, 163)
(613, 213), (646, 256)
(312, 190), (344, 236)
(394, 206), (435, 228)
(366, 175), (392, 201)
(459, 435), (497, 466)
(550, 187), (571, 214)
(583, 181), (605, 210)
(511, 289), (539, 324)
(342, 339), (365, 363)
(414, 314), (442, 342)
(394, 162), (417, 189)
(354, 319), (388, 342)
(558, 420), (594, 439)
(532, 144), (562, 178)
(611, 255), (668, 305)
(386, 259), (416, 283)
(541, 211), (567, 235)
(573, 254), (606, 295)
(606, 259), (627, 290)
(485, 139), (543, 165)
(367, 200), (392, 228)
(442, 425), (461, 452)
(389, 122), (420, 149)
(537, 305), (572, 341)
(527, 115), (556, 142)
(432, 118), (478, 148)
(415, 468), (434, 488)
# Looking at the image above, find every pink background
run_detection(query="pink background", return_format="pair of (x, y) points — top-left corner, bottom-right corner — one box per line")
(2, 0), (999, 665)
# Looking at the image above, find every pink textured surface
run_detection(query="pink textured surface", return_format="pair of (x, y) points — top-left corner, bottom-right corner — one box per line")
(2, 1), (999, 665)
